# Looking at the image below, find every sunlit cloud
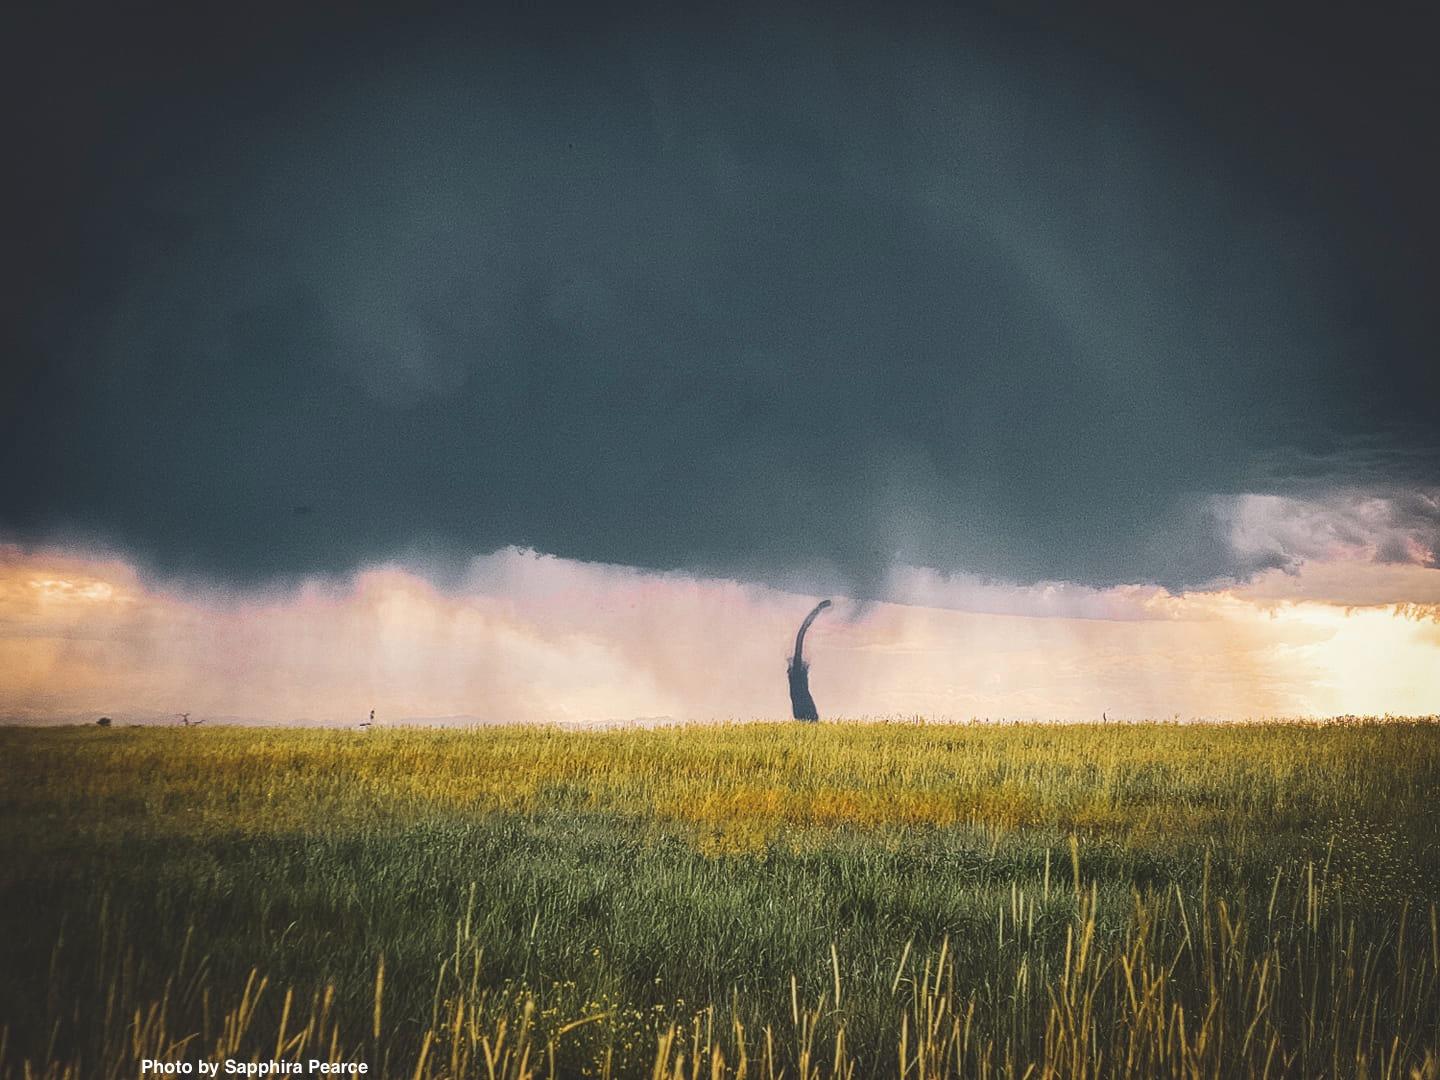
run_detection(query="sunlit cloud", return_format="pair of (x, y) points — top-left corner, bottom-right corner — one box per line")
(1213, 489), (1440, 573)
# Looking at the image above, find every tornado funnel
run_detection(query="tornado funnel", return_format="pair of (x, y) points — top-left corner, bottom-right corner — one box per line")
(787, 599), (832, 721)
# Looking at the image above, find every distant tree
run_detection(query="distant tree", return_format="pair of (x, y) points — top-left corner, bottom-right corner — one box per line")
(95, 716), (111, 727)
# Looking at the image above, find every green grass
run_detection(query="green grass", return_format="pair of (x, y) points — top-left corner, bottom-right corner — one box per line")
(1, 720), (1438, 1078)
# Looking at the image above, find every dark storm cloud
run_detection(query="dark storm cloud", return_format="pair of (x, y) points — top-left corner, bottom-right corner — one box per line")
(4, 1), (1437, 593)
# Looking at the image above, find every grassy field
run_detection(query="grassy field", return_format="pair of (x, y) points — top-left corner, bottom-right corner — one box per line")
(1, 720), (1438, 1079)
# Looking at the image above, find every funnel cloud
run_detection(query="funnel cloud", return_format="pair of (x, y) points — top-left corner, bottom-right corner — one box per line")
(787, 599), (832, 721)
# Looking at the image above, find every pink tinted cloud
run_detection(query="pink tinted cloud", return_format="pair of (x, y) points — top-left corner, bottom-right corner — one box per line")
(1213, 489), (1440, 573)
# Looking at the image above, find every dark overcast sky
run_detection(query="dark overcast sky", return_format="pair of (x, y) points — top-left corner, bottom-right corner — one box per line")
(4, 0), (1438, 594)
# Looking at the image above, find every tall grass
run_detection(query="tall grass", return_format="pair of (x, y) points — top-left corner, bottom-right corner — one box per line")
(2, 720), (1438, 1077)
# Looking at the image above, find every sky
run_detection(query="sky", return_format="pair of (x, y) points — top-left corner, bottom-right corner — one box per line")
(3, 0), (1438, 723)
(3, 544), (1439, 725)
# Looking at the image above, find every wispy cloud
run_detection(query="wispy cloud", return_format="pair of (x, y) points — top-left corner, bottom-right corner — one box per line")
(1213, 489), (1439, 574)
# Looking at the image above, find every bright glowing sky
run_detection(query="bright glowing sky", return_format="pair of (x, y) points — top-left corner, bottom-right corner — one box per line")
(3, 544), (1436, 726)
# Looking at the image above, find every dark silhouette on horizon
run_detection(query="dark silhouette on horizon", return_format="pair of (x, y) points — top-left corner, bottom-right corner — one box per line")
(788, 600), (832, 721)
